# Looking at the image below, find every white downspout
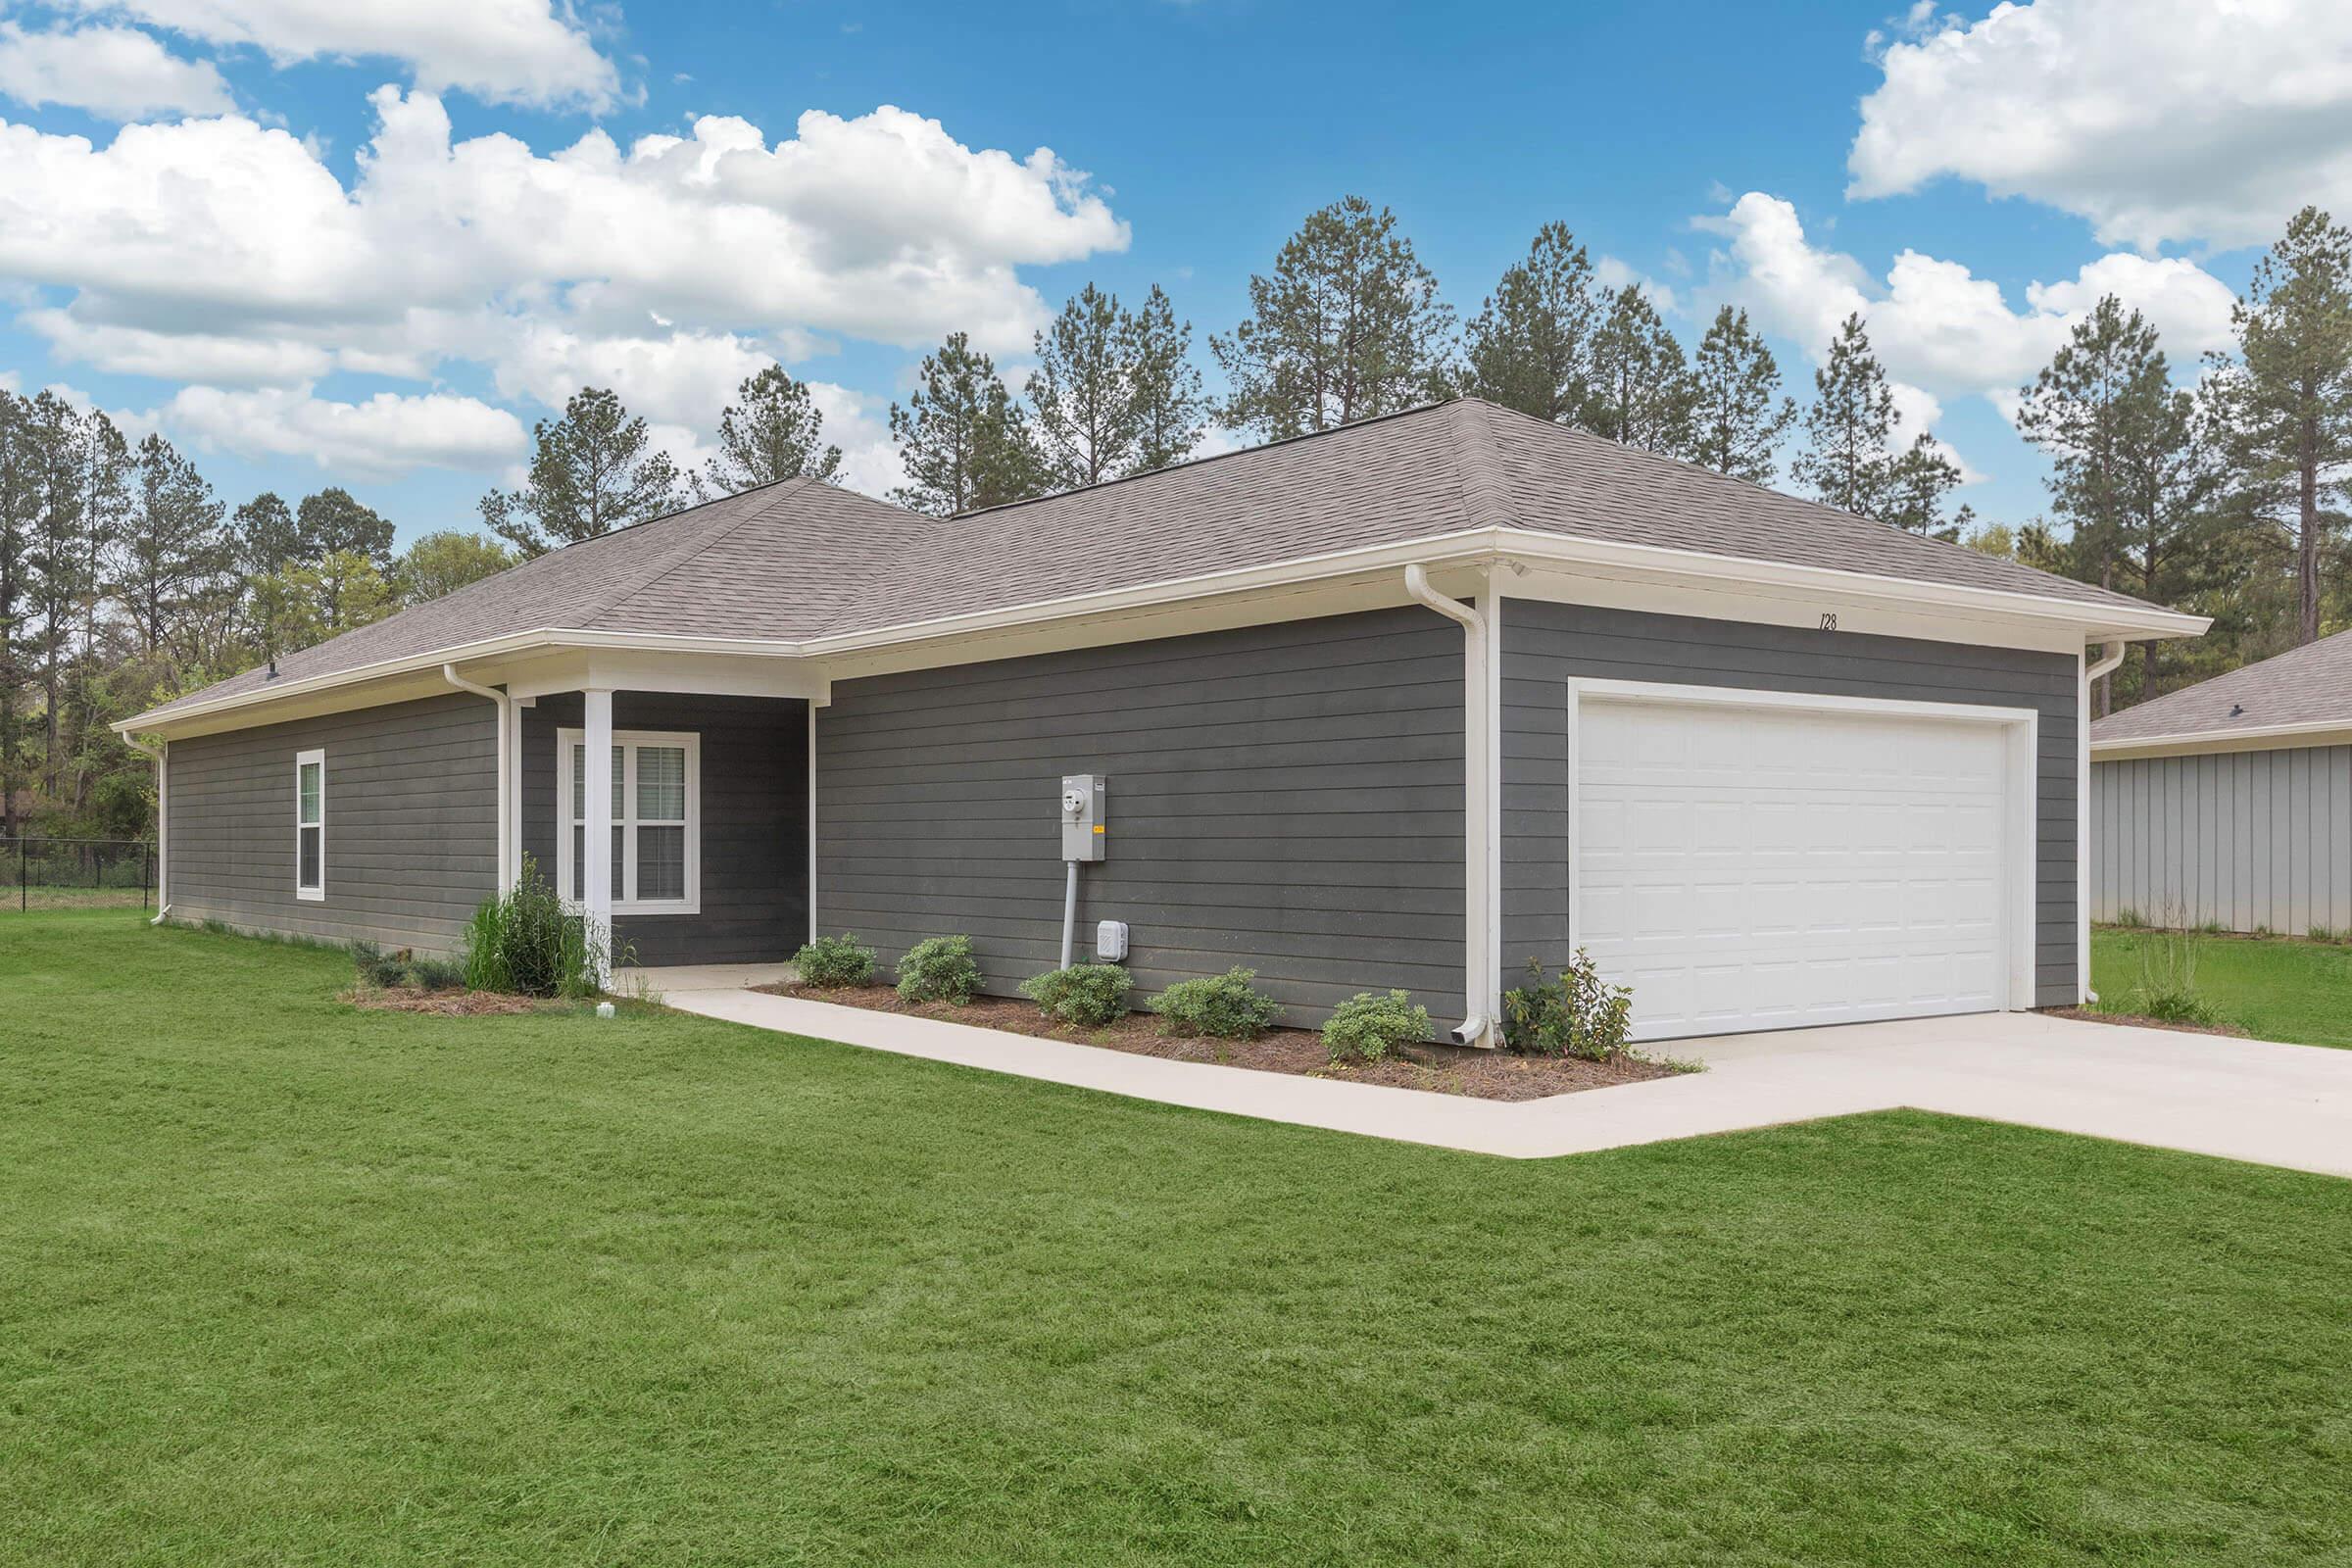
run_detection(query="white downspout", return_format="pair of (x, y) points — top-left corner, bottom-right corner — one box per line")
(442, 664), (514, 897)
(1404, 563), (1497, 1047)
(2079, 639), (2127, 1004)
(122, 732), (169, 924)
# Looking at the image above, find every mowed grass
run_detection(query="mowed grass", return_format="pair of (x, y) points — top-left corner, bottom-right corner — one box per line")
(2091, 925), (2352, 1048)
(4, 912), (2349, 1566)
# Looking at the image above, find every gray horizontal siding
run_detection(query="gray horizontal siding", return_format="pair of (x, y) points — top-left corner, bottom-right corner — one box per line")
(519, 693), (809, 965)
(165, 692), (497, 953)
(2092, 746), (2352, 934)
(815, 607), (1466, 1026)
(1501, 601), (2082, 1008)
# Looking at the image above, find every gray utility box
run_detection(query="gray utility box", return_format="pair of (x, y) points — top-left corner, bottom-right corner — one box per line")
(1060, 773), (1105, 861)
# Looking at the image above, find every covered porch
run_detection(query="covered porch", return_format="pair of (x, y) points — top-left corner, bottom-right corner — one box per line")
(479, 650), (822, 973)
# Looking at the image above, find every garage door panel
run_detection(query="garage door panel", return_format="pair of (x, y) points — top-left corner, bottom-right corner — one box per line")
(1578, 697), (2014, 1042)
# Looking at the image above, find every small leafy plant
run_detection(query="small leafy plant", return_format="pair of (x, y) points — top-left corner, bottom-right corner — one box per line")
(2130, 926), (2218, 1025)
(1502, 952), (1636, 1061)
(1151, 966), (1283, 1039)
(1321, 989), (1431, 1063)
(794, 932), (877, 990)
(897, 934), (982, 1004)
(460, 856), (614, 999)
(1020, 963), (1133, 1026)
(350, 940), (411, 990)
(410, 956), (466, 993)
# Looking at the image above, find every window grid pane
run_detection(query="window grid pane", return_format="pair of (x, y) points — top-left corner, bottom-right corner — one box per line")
(637, 746), (686, 822)
(299, 825), (321, 889)
(298, 762), (321, 826)
(637, 824), (685, 901)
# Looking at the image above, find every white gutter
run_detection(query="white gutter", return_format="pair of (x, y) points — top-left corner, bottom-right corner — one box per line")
(2078, 640), (2126, 1004)
(120, 733), (169, 924)
(118, 527), (2209, 738)
(1404, 563), (1497, 1048)
(441, 664), (514, 895)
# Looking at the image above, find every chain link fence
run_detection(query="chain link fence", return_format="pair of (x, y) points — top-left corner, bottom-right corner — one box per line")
(0, 837), (156, 911)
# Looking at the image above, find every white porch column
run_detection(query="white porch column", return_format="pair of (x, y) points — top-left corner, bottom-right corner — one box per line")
(582, 686), (614, 986)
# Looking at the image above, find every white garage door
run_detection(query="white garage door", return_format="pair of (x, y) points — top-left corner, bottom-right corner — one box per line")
(1576, 690), (2019, 1042)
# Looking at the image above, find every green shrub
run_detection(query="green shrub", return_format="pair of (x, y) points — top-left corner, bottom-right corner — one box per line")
(460, 856), (612, 999)
(1502, 951), (1635, 1061)
(1321, 990), (1431, 1063)
(794, 932), (877, 989)
(2111, 906), (2148, 930)
(1020, 963), (1133, 1026)
(1151, 966), (1282, 1039)
(350, 940), (411, 990)
(897, 934), (981, 1004)
(410, 956), (466, 993)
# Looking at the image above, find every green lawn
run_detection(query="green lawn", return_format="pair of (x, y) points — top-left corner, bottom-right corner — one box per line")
(2091, 925), (2352, 1048)
(5, 911), (2349, 1566)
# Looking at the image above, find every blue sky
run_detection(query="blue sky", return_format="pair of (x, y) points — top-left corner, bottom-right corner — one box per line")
(0, 0), (2334, 548)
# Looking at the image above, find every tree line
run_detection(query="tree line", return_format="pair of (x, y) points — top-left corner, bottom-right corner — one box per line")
(7, 197), (2347, 839)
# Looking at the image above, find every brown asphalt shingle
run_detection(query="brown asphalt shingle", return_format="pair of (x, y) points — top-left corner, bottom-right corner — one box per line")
(135, 399), (2173, 725)
(2091, 627), (2352, 743)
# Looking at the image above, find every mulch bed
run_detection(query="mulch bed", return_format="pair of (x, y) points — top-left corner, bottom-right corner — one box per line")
(342, 986), (552, 1016)
(756, 983), (1683, 1102)
(2048, 1004), (2245, 1039)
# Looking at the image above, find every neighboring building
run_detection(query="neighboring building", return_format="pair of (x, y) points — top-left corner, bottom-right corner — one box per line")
(120, 400), (2200, 1043)
(2089, 629), (2352, 935)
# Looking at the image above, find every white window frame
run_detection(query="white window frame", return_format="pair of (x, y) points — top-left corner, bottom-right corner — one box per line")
(556, 727), (702, 915)
(294, 748), (326, 902)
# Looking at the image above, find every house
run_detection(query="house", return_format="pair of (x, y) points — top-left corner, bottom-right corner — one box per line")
(2089, 628), (2352, 935)
(118, 400), (2201, 1044)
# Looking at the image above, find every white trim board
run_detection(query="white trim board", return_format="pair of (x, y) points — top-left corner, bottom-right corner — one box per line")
(1564, 679), (2040, 1036)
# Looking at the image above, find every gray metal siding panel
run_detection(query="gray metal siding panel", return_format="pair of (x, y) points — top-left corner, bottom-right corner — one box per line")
(814, 607), (1467, 1026)
(517, 693), (809, 965)
(165, 693), (496, 952)
(2091, 745), (2352, 934)
(1500, 601), (2082, 1008)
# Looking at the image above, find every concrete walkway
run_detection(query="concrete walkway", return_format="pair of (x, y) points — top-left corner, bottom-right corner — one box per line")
(651, 979), (2352, 1179)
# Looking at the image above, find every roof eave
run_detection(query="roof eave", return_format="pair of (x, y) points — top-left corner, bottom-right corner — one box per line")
(2091, 718), (2352, 760)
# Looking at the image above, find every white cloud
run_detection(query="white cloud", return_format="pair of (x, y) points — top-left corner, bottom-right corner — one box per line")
(1848, 0), (2352, 251)
(64, 0), (621, 111)
(161, 384), (527, 475)
(1705, 192), (2237, 406)
(0, 21), (232, 120)
(0, 89), (1126, 481)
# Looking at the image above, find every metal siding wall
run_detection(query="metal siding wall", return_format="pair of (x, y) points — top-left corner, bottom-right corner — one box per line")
(813, 607), (1467, 1026)
(2090, 745), (2352, 933)
(1499, 602), (2082, 1008)
(517, 693), (809, 964)
(165, 692), (496, 952)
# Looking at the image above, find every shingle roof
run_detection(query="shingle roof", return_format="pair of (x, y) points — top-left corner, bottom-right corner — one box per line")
(2091, 628), (2352, 744)
(135, 398), (2175, 725)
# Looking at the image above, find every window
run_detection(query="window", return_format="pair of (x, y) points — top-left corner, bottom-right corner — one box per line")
(294, 749), (325, 901)
(555, 728), (700, 914)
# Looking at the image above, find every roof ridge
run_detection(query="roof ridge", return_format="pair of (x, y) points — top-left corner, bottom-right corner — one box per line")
(1448, 399), (1517, 529)
(564, 476), (818, 631)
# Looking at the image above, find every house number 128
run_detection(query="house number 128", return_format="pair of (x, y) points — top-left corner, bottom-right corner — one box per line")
(1819, 612), (1838, 632)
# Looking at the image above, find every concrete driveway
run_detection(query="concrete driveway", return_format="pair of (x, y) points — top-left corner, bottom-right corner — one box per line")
(656, 982), (2352, 1178)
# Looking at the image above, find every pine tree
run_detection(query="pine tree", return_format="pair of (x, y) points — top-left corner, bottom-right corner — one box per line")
(889, 332), (1047, 516)
(479, 387), (686, 556)
(1211, 196), (1455, 439)
(1583, 286), (1693, 454)
(1878, 435), (1973, 543)
(1125, 284), (1207, 475)
(118, 434), (232, 659)
(24, 394), (125, 798)
(232, 492), (303, 575)
(0, 392), (32, 836)
(2203, 205), (2352, 645)
(296, 487), (394, 569)
(1792, 315), (1898, 514)
(1460, 221), (1600, 423)
(701, 366), (843, 497)
(1029, 283), (1144, 490)
(1688, 305), (1795, 483)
